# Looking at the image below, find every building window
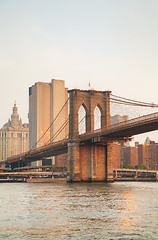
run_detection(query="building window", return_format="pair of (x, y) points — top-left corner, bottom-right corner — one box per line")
(17, 133), (22, 138)
(11, 133), (13, 137)
(29, 87), (32, 96)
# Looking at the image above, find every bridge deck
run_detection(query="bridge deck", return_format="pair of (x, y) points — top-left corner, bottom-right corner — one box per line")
(3, 112), (158, 166)
(80, 112), (158, 141)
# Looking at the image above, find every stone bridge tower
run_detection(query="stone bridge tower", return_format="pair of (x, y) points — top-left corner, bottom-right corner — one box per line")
(67, 89), (114, 182)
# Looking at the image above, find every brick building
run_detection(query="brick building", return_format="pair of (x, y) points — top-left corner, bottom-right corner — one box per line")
(148, 143), (158, 170)
(128, 146), (138, 166)
(121, 146), (138, 167)
(138, 142), (158, 170)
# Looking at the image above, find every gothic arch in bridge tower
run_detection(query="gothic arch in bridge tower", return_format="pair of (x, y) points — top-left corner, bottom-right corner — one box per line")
(94, 105), (102, 130)
(68, 89), (111, 138)
(78, 104), (87, 134)
(68, 89), (113, 182)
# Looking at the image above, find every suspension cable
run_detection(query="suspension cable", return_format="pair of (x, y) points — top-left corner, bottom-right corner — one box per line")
(110, 98), (158, 107)
(30, 97), (69, 150)
(46, 117), (69, 144)
(78, 91), (158, 108)
(78, 115), (86, 125)
(111, 93), (158, 107)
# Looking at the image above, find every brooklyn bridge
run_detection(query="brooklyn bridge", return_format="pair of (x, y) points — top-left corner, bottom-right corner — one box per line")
(2, 89), (158, 182)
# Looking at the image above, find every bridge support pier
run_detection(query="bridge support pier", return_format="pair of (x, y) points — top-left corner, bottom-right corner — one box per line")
(106, 142), (115, 182)
(67, 140), (114, 182)
(67, 89), (113, 183)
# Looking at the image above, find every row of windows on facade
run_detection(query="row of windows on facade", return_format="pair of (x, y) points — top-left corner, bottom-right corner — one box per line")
(0, 133), (28, 138)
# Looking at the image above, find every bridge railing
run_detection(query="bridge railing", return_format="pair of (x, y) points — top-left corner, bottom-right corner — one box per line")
(5, 138), (68, 164)
(5, 112), (158, 163)
(110, 111), (158, 129)
(79, 111), (158, 138)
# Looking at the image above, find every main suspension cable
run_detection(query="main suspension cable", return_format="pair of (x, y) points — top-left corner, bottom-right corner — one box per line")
(111, 93), (158, 107)
(29, 97), (69, 151)
(110, 98), (158, 107)
(78, 91), (158, 108)
(47, 117), (69, 144)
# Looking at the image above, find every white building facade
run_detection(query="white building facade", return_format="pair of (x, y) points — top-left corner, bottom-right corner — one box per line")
(0, 102), (29, 162)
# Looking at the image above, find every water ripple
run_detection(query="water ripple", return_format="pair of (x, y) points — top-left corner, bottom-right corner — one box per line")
(0, 182), (157, 239)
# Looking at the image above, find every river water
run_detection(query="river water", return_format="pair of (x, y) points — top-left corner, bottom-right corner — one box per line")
(0, 181), (157, 240)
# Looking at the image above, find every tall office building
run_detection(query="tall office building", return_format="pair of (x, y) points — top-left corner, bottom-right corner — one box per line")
(0, 102), (29, 162)
(123, 146), (138, 167)
(29, 79), (68, 166)
(138, 142), (158, 170)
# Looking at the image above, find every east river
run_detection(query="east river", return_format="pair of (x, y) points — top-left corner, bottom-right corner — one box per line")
(0, 181), (157, 240)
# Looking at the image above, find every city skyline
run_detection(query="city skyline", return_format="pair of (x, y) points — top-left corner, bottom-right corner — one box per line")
(1, 0), (158, 144)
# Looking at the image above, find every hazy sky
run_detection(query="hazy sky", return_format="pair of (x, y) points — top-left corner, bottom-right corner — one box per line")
(1, 0), (158, 144)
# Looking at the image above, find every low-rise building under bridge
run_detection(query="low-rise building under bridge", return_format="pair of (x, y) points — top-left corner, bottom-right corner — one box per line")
(2, 89), (158, 182)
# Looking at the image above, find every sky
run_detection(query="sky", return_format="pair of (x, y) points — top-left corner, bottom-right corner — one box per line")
(0, 0), (158, 144)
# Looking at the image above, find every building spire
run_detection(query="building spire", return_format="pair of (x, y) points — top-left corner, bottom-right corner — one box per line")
(11, 101), (19, 128)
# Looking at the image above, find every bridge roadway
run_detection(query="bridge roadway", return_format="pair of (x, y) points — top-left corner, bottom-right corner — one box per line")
(3, 112), (158, 166)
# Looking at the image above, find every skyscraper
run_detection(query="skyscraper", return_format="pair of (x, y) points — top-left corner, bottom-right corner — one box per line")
(29, 79), (68, 166)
